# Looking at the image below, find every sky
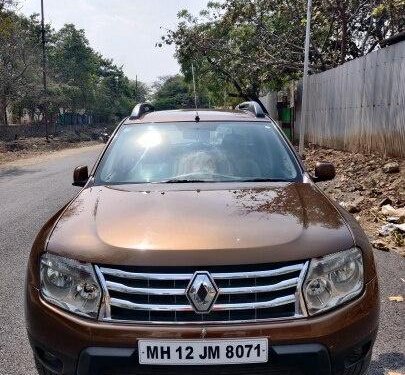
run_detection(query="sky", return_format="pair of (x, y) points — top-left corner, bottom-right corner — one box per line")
(19, 0), (209, 84)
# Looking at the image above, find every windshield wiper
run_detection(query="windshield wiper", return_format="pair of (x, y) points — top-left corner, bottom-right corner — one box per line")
(160, 178), (290, 183)
(160, 179), (207, 183)
(238, 178), (289, 182)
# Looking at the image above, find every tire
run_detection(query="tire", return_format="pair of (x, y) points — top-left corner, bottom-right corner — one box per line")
(34, 356), (57, 375)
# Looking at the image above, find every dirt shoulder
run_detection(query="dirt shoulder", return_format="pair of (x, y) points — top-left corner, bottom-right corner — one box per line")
(304, 144), (405, 256)
(0, 135), (103, 166)
(0, 142), (104, 169)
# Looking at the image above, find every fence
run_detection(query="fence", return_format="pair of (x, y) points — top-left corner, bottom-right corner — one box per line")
(0, 121), (112, 142)
(295, 40), (405, 157)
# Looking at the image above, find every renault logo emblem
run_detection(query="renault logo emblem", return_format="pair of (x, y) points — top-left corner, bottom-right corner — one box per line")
(186, 272), (219, 313)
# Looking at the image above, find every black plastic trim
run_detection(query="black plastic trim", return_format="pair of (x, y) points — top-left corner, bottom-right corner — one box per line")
(76, 343), (331, 375)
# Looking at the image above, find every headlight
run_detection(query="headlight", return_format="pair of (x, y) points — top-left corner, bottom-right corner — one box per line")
(303, 248), (364, 315)
(40, 253), (102, 318)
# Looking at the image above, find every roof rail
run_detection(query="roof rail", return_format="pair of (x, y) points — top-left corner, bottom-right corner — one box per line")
(235, 101), (266, 118)
(129, 103), (155, 120)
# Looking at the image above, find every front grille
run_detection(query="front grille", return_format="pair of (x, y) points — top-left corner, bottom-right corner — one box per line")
(95, 261), (308, 324)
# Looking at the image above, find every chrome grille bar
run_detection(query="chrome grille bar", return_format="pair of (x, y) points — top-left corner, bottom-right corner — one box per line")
(99, 267), (193, 281)
(100, 263), (304, 281)
(110, 294), (296, 312)
(106, 277), (300, 296)
(220, 277), (299, 294)
(110, 298), (191, 311)
(212, 264), (304, 280)
(106, 281), (184, 296)
(214, 295), (296, 310)
(96, 261), (309, 324)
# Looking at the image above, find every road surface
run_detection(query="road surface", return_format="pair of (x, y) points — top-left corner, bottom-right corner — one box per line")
(0, 145), (403, 375)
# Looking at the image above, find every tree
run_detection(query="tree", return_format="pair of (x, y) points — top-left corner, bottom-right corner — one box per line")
(0, 11), (149, 126)
(93, 58), (149, 118)
(0, 0), (15, 12)
(47, 24), (149, 121)
(162, 0), (405, 104)
(152, 75), (194, 110)
(0, 11), (43, 125)
(48, 24), (99, 112)
(152, 74), (212, 110)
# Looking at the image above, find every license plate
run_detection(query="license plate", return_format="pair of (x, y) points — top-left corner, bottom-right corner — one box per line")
(138, 338), (268, 365)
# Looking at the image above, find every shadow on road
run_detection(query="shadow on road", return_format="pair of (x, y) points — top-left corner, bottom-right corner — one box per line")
(370, 352), (405, 374)
(0, 167), (40, 180)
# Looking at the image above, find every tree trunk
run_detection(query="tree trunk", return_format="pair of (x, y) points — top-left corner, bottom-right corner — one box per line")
(0, 96), (8, 126)
(339, 2), (348, 65)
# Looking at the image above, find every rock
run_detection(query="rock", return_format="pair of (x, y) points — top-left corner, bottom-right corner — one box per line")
(378, 224), (396, 237)
(382, 162), (400, 174)
(343, 196), (365, 213)
(381, 204), (396, 216)
(302, 145), (403, 257)
(388, 296), (404, 302)
(348, 205), (360, 213)
(371, 240), (390, 251)
(379, 197), (392, 207)
(340, 201), (358, 213)
(380, 204), (405, 219)
(347, 184), (364, 192)
(387, 216), (401, 223)
(394, 223), (405, 233)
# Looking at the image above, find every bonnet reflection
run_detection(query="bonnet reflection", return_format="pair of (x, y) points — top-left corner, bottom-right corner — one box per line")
(232, 183), (342, 229)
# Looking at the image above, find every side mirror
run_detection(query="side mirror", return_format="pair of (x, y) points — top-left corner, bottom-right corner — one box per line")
(73, 165), (89, 187)
(313, 161), (335, 182)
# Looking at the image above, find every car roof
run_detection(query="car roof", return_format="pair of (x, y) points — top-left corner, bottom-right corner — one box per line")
(123, 109), (270, 124)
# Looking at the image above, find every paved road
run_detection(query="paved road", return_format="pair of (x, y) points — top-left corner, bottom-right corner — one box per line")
(0, 146), (403, 375)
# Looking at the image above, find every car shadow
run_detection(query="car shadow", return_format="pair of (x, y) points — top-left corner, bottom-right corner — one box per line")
(369, 352), (405, 374)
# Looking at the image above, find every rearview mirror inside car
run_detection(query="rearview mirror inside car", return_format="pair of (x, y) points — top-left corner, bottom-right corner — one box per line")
(73, 165), (89, 187)
(314, 161), (335, 182)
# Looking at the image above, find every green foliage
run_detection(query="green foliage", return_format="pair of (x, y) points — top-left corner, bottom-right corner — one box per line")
(152, 75), (212, 110)
(0, 10), (148, 125)
(0, 11), (43, 124)
(46, 24), (149, 119)
(152, 75), (194, 110)
(0, 0), (15, 12)
(163, 0), (405, 104)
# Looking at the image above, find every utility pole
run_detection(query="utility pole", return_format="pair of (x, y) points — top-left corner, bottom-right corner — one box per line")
(135, 75), (138, 101)
(298, 0), (312, 156)
(40, 0), (49, 140)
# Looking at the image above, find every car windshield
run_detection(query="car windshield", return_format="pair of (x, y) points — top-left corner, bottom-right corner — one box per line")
(95, 122), (300, 184)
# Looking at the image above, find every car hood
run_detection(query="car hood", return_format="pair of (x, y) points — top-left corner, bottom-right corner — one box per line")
(47, 183), (353, 266)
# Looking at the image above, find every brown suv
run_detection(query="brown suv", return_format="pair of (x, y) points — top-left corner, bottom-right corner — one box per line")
(26, 102), (379, 375)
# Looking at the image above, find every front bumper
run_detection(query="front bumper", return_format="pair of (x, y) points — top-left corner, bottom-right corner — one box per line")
(26, 277), (379, 375)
